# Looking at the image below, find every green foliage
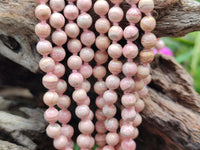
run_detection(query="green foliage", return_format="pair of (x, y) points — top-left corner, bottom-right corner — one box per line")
(73, 144), (98, 150)
(162, 31), (200, 94)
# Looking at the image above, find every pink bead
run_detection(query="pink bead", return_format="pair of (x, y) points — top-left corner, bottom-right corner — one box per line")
(108, 44), (122, 59)
(126, 7), (141, 24)
(53, 63), (65, 78)
(126, 0), (140, 4)
(132, 113), (142, 127)
(94, 0), (109, 16)
(96, 96), (105, 109)
(120, 77), (135, 93)
(102, 104), (117, 118)
(67, 39), (82, 53)
(51, 30), (67, 46)
(121, 107), (136, 121)
(104, 118), (118, 132)
(57, 95), (71, 109)
(140, 16), (156, 32)
(155, 39), (165, 50)
(103, 145), (115, 150)
(132, 127), (139, 139)
(95, 109), (106, 121)
(49, 0), (65, 12)
(42, 73), (58, 89)
(58, 109), (71, 124)
(136, 65), (150, 79)
(77, 0), (92, 11)
(95, 35), (110, 50)
(106, 75), (120, 90)
(94, 50), (108, 64)
(124, 25), (139, 41)
(77, 13), (92, 29)
(80, 47), (94, 62)
(122, 62), (137, 76)
(75, 105), (90, 119)
(143, 74), (151, 85)
(103, 90), (118, 105)
(121, 139), (136, 150)
(121, 93), (136, 108)
(93, 66), (106, 79)
(44, 107), (59, 123)
(135, 99), (145, 113)
(65, 23), (80, 38)
(49, 12), (65, 29)
(110, 0), (123, 4)
(94, 81), (107, 95)
(120, 124), (135, 138)
(43, 91), (59, 106)
(95, 134), (106, 147)
(141, 33), (157, 48)
(53, 135), (68, 149)
(64, 4), (79, 20)
(55, 79), (67, 94)
(46, 123), (61, 138)
(39, 57), (55, 73)
(106, 132), (119, 146)
(108, 26), (123, 42)
(81, 80), (91, 92)
(81, 30), (95, 46)
(95, 18), (110, 34)
(35, 4), (51, 20)
(138, 86), (149, 98)
(78, 120), (94, 134)
(79, 64), (93, 79)
(77, 134), (94, 149)
(68, 72), (83, 88)
(72, 89), (87, 103)
(123, 43), (138, 59)
(134, 79), (145, 91)
(108, 60), (122, 75)
(87, 110), (94, 120)
(138, 0), (154, 14)
(95, 121), (107, 134)
(36, 40), (52, 55)
(35, 23), (51, 38)
(67, 55), (82, 70)
(61, 125), (74, 138)
(51, 46), (66, 62)
(108, 7), (124, 23)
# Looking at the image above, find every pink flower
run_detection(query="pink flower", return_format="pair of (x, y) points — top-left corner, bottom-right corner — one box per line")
(154, 47), (173, 56)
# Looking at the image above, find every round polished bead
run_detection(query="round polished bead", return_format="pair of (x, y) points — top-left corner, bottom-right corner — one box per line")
(57, 95), (71, 109)
(108, 7), (124, 23)
(120, 77), (135, 93)
(108, 43), (122, 59)
(94, 0), (109, 16)
(120, 124), (135, 138)
(95, 134), (106, 147)
(103, 90), (118, 105)
(126, 0), (140, 4)
(136, 65), (150, 79)
(108, 60), (123, 75)
(55, 79), (67, 94)
(96, 96), (105, 109)
(132, 113), (142, 127)
(95, 121), (107, 133)
(53, 135), (68, 150)
(122, 62), (137, 76)
(122, 107), (136, 121)
(77, 13), (92, 29)
(155, 38), (165, 50)
(49, 0), (65, 11)
(43, 91), (59, 106)
(126, 7), (141, 24)
(135, 99), (145, 113)
(78, 120), (94, 134)
(123, 43), (138, 59)
(110, 0), (123, 4)
(95, 109), (106, 121)
(61, 125), (74, 139)
(95, 18), (110, 34)
(95, 35), (110, 50)
(51, 30), (67, 46)
(139, 49), (154, 63)
(132, 128), (139, 139)
(58, 109), (71, 124)
(65, 23), (80, 38)
(79, 64), (93, 78)
(49, 13), (65, 29)
(35, 0), (49, 4)
(104, 118), (118, 132)
(141, 33), (157, 48)
(121, 139), (136, 150)
(80, 47), (94, 62)
(67, 39), (82, 53)
(93, 66), (106, 79)
(44, 107), (59, 123)
(103, 145), (115, 150)
(143, 74), (151, 85)
(106, 132), (119, 146)
(35, 4), (51, 20)
(138, 86), (149, 98)
(36, 40), (52, 55)
(51, 46), (66, 62)
(106, 75), (120, 90)
(81, 80), (91, 92)
(108, 26), (123, 41)
(75, 105), (90, 119)
(121, 93), (136, 108)
(94, 81), (107, 95)
(124, 25), (139, 41)
(46, 123), (61, 139)
(53, 63), (65, 78)
(138, 0), (154, 14)
(42, 73), (58, 89)
(35, 23), (51, 38)
(77, 0), (92, 11)
(134, 79), (145, 91)
(77, 134), (94, 149)
(102, 104), (117, 118)
(94, 50), (108, 64)
(39, 57), (55, 73)
(140, 16), (156, 32)
(72, 89), (87, 103)
(67, 55), (82, 70)
(80, 30), (95, 46)
(64, 4), (79, 20)
(68, 72), (83, 88)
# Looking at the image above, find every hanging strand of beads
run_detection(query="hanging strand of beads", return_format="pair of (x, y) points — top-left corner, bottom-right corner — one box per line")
(35, 0), (69, 149)
(93, 0), (110, 149)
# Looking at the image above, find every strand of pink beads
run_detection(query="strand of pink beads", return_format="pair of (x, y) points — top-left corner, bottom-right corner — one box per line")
(101, 0), (125, 149)
(93, 0), (110, 149)
(35, 0), (69, 149)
